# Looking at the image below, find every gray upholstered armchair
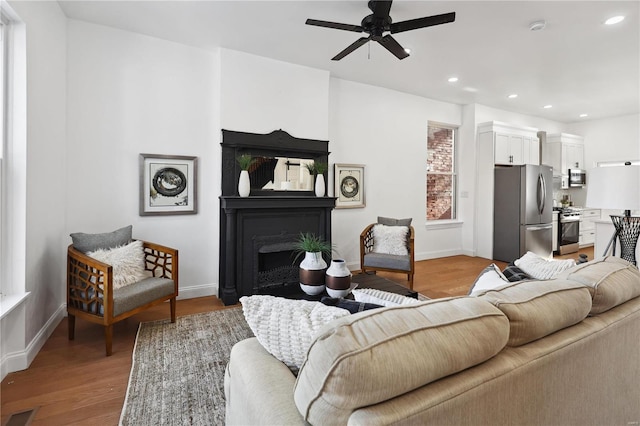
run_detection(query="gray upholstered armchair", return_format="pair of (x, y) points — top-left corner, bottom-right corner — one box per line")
(67, 226), (178, 355)
(360, 217), (415, 290)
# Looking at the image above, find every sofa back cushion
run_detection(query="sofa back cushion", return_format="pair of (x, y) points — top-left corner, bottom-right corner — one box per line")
(477, 279), (592, 346)
(293, 297), (509, 425)
(557, 256), (640, 315)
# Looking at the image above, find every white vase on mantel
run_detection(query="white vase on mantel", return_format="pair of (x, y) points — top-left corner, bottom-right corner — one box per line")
(238, 170), (250, 197)
(315, 174), (325, 197)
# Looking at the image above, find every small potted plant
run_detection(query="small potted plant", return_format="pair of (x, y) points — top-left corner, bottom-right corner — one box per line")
(305, 161), (328, 197)
(293, 232), (332, 295)
(236, 154), (254, 197)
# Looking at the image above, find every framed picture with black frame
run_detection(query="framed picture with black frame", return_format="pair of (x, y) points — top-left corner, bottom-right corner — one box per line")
(334, 163), (365, 209)
(139, 153), (198, 216)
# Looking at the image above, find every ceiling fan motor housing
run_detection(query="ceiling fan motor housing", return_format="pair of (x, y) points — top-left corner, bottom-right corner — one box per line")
(361, 14), (391, 36)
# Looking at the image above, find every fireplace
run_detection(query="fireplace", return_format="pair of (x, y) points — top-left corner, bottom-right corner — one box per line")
(219, 130), (335, 305)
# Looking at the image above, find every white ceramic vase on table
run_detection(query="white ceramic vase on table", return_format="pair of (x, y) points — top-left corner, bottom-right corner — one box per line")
(325, 259), (353, 298)
(299, 251), (327, 295)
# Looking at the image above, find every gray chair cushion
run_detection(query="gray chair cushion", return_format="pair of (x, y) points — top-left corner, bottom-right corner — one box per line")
(70, 225), (133, 253)
(377, 216), (412, 226)
(363, 252), (411, 271)
(113, 277), (175, 317)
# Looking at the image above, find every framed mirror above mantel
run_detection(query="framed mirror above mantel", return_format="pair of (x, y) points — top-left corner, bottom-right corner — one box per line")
(220, 129), (330, 196)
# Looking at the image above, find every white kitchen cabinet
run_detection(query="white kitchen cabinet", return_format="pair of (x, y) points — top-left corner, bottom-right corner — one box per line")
(579, 208), (600, 247)
(479, 122), (540, 166)
(543, 133), (585, 176)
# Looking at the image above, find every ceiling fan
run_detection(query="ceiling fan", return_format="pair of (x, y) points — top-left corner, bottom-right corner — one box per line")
(306, 0), (455, 61)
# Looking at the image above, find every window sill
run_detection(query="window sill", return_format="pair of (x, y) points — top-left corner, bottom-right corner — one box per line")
(0, 292), (30, 320)
(425, 220), (464, 230)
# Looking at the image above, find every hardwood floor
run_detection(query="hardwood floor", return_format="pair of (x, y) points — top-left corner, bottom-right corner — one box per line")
(1, 247), (594, 425)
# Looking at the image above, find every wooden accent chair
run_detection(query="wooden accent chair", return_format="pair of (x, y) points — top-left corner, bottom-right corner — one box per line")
(67, 240), (178, 356)
(360, 219), (415, 290)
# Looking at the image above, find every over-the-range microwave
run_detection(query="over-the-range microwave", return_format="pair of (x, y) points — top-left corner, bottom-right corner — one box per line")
(568, 168), (587, 187)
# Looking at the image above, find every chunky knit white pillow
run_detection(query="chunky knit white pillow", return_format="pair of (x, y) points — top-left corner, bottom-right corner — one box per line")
(87, 240), (147, 289)
(372, 224), (409, 256)
(352, 288), (421, 307)
(514, 251), (576, 280)
(240, 295), (350, 372)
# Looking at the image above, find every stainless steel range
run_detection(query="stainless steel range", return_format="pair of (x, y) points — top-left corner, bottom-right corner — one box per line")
(556, 208), (580, 255)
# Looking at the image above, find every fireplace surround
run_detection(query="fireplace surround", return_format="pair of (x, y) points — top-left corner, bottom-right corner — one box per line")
(219, 130), (336, 305)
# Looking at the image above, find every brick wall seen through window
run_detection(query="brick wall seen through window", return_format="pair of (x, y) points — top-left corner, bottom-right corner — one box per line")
(427, 125), (456, 220)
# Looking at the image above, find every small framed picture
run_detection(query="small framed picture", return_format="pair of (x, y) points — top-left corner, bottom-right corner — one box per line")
(139, 154), (198, 216)
(334, 164), (365, 209)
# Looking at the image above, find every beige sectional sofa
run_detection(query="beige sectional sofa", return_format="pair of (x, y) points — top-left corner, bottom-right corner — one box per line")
(224, 256), (640, 425)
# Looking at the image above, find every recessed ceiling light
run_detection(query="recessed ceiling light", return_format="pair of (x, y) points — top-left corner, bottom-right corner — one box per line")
(580, 113), (588, 118)
(508, 94), (518, 99)
(604, 15), (625, 25)
(448, 77), (459, 83)
(543, 105), (553, 109)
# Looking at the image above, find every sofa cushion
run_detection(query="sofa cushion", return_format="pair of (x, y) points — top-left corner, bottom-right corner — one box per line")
(372, 224), (408, 256)
(70, 225), (133, 253)
(293, 297), (509, 425)
(478, 279), (592, 346)
(377, 216), (412, 226)
(352, 288), (420, 307)
(239, 296), (350, 373)
(514, 251), (576, 280)
(468, 263), (508, 295)
(87, 240), (148, 290)
(558, 256), (640, 315)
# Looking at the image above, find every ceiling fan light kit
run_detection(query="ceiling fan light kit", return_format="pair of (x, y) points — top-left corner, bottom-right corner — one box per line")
(306, 0), (455, 61)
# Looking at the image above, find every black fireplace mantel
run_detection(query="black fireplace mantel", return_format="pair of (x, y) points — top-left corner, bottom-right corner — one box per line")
(218, 129), (335, 305)
(220, 195), (336, 210)
(219, 195), (336, 305)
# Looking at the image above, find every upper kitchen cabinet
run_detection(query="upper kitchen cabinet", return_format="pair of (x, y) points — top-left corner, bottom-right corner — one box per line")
(543, 133), (585, 176)
(478, 121), (540, 166)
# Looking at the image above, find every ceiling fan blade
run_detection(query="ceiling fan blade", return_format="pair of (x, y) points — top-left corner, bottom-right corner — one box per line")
(332, 37), (370, 61)
(368, 0), (393, 19)
(306, 19), (363, 33)
(377, 34), (409, 60)
(390, 12), (456, 34)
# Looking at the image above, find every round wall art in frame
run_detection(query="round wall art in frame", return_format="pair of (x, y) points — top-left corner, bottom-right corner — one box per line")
(139, 153), (198, 216)
(334, 163), (365, 209)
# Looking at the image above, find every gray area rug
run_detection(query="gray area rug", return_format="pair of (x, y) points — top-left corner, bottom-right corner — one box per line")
(119, 308), (254, 426)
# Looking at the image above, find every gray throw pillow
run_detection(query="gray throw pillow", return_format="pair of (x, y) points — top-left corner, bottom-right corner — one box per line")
(70, 225), (133, 253)
(377, 216), (412, 226)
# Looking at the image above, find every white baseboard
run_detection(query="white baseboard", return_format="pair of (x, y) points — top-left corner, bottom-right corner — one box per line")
(1, 303), (65, 381)
(415, 249), (464, 261)
(177, 283), (218, 300)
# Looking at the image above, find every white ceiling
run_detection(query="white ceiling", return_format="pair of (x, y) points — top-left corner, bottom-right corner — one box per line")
(57, 0), (640, 123)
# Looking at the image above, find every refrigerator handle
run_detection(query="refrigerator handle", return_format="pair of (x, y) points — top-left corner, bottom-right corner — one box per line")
(536, 174), (544, 215)
(540, 173), (547, 214)
(527, 224), (552, 231)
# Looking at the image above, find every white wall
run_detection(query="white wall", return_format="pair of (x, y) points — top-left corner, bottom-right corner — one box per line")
(2, 0), (67, 377)
(66, 20), (219, 299)
(329, 78), (462, 268)
(220, 49), (329, 139)
(563, 113), (639, 208)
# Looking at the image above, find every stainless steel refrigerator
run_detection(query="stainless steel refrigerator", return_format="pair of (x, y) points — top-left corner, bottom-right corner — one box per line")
(493, 164), (553, 262)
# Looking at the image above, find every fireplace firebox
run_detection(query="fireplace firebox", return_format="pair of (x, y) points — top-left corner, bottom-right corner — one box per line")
(219, 130), (335, 305)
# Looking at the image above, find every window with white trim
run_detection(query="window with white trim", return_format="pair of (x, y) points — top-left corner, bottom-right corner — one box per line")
(426, 123), (457, 221)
